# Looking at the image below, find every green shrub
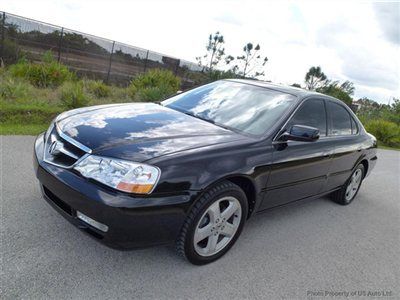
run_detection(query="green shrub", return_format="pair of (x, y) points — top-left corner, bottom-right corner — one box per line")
(0, 77), (33, 100)
(130, 69), (180, 101)
(127, 84), (137, 100)
(9, 52), (75, 88)
(102, 85), (130, 103)
(85, 80), (111, 98)
(1, 39), (22, 65)
(364, 119), (400, 148)
(136, 86), (174, 102)
(60, 82), (90, 108)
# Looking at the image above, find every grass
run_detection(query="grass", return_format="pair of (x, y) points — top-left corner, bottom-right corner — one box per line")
(0, 72), (134, 136)
(1, 103), (63, 122)
(0, 123), (49, 135)
(0, 102), (61, 135)
(1, 63), (183, 136)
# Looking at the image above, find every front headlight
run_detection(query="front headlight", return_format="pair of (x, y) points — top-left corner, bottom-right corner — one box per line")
(74, 155), (161, 194)
(45, 119), (56, 141)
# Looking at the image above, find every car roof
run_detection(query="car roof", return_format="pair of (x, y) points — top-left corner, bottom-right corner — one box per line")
(225, 79), (329, 100)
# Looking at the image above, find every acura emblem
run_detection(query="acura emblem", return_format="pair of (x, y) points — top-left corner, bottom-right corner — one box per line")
(49, 141), (63, 155)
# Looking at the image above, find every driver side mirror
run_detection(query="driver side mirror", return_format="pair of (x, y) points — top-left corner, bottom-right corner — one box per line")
(278, 125), (320, 142)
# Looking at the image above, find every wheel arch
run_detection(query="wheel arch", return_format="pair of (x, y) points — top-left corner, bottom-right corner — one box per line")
(359, 159), (369, 178)
(191, 174), (259, 219)
(225, 176), (257, 219)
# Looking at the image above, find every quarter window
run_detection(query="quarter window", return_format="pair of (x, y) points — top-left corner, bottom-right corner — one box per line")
(287, 99), (327, 135)
(328, 102), (352, 135)
(351, 117), (358, 134)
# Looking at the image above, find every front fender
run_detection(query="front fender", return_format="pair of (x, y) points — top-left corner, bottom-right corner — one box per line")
(149, 141), (273, 196)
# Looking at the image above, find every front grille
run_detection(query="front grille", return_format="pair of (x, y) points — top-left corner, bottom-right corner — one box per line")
(43, 185), (73, 216)
(44, 125), (88, 168)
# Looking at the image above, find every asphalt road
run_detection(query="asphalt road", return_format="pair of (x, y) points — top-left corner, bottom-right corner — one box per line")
(1, 136), (399, 299)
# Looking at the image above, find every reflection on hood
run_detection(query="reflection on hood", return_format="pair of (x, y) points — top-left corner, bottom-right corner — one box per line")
(57, 103), (246, 161)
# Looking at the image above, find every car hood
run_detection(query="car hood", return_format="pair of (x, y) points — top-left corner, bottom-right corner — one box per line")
(56, 103), (246, 162)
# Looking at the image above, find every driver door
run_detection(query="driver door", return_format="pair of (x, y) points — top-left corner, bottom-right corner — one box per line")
(260, 98), (334, 210)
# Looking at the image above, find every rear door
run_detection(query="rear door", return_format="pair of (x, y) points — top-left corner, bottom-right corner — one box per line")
(324, 101), (362, 191)
(260, 98), (335, 210)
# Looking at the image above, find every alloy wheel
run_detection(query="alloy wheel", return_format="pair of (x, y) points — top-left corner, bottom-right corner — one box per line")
(193, 196), (242, 257)
(345, 169), (362, 201)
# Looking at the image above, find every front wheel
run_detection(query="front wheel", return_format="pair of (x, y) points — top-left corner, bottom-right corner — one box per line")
(331, 164), (365, 205)
(176, 181), (248, 265)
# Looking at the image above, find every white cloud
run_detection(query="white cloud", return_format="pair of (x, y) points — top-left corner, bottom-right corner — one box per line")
(1, 0), (398, 103)
(373, 2), (400, 45)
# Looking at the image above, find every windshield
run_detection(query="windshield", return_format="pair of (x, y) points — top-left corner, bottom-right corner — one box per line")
(162, 81), (296, 136)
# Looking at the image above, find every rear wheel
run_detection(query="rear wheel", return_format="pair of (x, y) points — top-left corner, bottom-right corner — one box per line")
(331, 164), (365, 205)
(176, 181), (248, 265)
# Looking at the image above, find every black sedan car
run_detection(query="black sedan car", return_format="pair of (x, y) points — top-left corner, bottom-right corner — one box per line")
(34, 79), (377, 265)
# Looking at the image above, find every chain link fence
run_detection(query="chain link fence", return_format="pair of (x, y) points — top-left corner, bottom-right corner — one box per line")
(0, 11), (205, 88)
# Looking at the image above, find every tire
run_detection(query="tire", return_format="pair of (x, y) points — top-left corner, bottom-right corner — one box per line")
(331, 163), (365, 205)
(176, 181), (248, 265)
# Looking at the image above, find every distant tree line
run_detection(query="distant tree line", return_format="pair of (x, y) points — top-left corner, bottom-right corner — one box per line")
(195, 31), (399, 147)
(195, 32), (355, 108)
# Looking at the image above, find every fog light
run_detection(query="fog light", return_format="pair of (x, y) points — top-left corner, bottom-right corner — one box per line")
(77, 211), (108, 232)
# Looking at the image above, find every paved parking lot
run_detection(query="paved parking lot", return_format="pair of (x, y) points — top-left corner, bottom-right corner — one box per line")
(1, 136), (399, 299)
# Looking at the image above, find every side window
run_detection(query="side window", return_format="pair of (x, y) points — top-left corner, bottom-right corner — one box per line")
(351, 117), (359, 134)
(287, 99), (327, 135)
(328, 102), (352, 135)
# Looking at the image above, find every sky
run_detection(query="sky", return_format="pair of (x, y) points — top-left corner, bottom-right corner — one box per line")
(1, 0), (399, 104)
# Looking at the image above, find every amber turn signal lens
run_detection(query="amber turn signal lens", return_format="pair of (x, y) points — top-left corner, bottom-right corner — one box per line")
(116, 182), (154, 194)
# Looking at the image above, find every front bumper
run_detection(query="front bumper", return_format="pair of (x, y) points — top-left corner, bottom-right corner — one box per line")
(34, 133), (195, 249)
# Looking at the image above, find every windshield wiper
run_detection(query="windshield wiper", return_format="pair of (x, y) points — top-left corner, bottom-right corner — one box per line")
(187, 112), (232, 131)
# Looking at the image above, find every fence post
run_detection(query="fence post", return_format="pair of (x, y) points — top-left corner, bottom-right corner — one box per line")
(0, 12), (5, 63)
(57, 27), (64, 62)
(143, 50), (149, 73)
(106, 41), (115, 84)
(174, 59), (180, 75)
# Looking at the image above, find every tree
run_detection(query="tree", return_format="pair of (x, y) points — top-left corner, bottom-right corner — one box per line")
(304, 66), (354, 106)
(339, 80), (355, 96)
(208, 69), (239, 81)
(389, 98), (400, 114)
(317, 80), (354, 106)
(385, 98), (400, 125)
(234, 43), (268, 78)
(356, 97), (381, 110)
(196, 32), (227, 73)
(319, 86), (353, 106)
(305, 66), (327, 90)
